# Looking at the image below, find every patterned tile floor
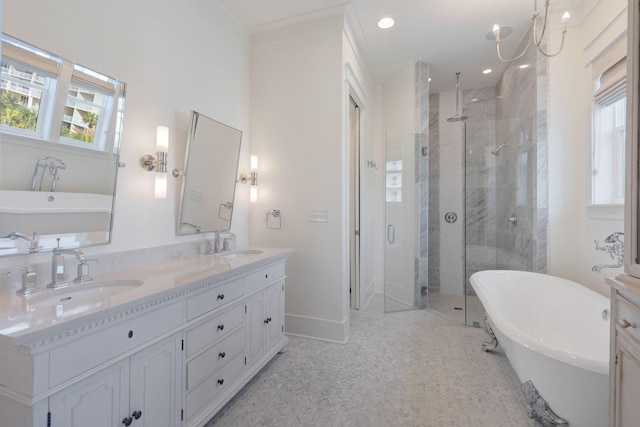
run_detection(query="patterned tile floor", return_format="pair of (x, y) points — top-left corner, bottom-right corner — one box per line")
(206, 299), (533, 426)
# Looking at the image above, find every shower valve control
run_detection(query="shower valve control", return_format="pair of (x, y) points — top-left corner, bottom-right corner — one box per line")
(444, 212), (457, 223)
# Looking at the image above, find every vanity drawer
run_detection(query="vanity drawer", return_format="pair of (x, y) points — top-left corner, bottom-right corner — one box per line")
(186, 278), (243, 320)
(186, 302), (244, 357)
(186, 352), (244, 420)
(245, 262), (285, 294)
(616, 294), (640, 344)
(49, 302), (182, 387)
(186, 327), (244, 391)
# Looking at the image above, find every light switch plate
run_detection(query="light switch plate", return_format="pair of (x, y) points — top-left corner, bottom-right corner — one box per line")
(308, 209), (330, 222)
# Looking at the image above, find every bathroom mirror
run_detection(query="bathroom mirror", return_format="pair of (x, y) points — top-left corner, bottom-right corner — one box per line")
(176, 111), (242, 235)
(0, 33), (126, 256)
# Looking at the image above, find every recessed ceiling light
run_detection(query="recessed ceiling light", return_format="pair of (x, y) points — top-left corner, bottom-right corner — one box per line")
(518, 64), (530, 69)
(377, 17), (395, 29)
(482, 69), (493, 74)
(428, 77), (432, 82)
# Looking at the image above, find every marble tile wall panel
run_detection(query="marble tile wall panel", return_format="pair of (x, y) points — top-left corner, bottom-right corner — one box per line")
(428, 93), (440, 292)
(493, 28), (548, 273)
(415, 62), (429, 308)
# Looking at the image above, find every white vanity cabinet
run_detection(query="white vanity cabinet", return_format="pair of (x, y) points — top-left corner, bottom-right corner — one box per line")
(608, 278), (640, 427)
(183, 261), (288, 427)
(0, 250), (291, 427)
(48, 333), (182, 427)
(245, 281), (285, 368)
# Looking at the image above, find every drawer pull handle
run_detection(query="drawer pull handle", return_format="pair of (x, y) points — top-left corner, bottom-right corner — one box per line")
(618, 319), (637, 329)
(264, 317), (272, 324)
(128, 330), (133, 339)
(217, 324), (224, 331)
(265, 274), (268, 279)
(132, 410), (142, 420)
(217, 378), (224, 385)
(122, 417), (133, 426)
(219, 351), (226, 358)
(217, 294), (225, 300)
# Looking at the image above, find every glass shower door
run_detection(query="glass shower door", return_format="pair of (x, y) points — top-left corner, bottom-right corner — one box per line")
(384, 131), (420, 312)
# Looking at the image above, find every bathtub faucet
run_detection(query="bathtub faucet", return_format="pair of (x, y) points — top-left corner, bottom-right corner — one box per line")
(31, 156), (67, 192)
(592, 232), (624, 272)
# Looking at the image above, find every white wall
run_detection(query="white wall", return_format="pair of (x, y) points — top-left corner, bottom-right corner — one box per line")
(249, 15), (362, 343)
(1, 0), (251, 269)
(548, 0), (626, 295)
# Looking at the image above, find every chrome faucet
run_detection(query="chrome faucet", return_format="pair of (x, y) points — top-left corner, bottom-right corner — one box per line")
(48, 247), (91, 289)
(5, 232), (38, 252)
(592, 232), (624, 272)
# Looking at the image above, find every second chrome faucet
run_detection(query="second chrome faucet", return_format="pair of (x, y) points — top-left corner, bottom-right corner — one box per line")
(48, 247), (96, 289)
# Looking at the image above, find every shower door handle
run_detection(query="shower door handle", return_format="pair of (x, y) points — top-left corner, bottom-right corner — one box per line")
(387, 224), (395, 244)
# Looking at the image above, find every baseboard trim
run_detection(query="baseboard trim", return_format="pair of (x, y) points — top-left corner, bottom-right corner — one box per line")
(284, 313), (349, 344)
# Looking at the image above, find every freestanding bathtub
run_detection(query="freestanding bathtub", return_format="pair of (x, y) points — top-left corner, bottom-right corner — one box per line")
(469, 270), (610, 427)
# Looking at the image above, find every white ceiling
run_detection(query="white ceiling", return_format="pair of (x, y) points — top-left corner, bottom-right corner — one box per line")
(218, 0), (588, 93)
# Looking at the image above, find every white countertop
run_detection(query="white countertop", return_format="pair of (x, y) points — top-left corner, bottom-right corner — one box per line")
(0, 247), (293, 346)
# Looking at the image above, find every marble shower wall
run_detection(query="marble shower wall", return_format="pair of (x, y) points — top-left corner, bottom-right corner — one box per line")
(415, 62), (429, 309)
(493, 33), (548, 275)
(428, 93), (440, 293)
(463, 87), (498, 293)
(429, 31), (549, 300)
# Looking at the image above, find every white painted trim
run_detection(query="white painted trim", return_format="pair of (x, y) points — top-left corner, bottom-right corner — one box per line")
(284, 313), (349, 344)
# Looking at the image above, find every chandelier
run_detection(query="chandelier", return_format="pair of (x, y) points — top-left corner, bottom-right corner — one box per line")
(491, 0), (570, 62)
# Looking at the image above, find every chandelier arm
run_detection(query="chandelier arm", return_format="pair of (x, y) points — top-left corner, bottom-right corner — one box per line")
(533, 4), (550, 48)
(495, 39), (530, 63)
(536, 30), (567, 58)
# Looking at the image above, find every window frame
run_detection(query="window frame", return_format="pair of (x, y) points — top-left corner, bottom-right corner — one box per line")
(0, 35), (120, 154)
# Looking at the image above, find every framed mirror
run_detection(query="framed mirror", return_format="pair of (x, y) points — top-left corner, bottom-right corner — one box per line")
(177, 111), (242, 235)
(0, 33), (126, 256)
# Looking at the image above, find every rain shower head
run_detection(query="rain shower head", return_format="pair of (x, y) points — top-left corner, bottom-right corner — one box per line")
(447, 115), (468, 122)
(491, 143), (509, 156)
(447, 72), (468, 122)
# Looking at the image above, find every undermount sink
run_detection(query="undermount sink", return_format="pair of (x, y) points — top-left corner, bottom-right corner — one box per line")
(216, 249), (264, 259)
(27, 279), (144, 309)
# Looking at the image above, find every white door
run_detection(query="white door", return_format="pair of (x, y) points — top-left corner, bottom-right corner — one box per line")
(265, 282), (284, 350)
(245, 291), (266, 367)
(49, 359), (129, 427)
(129, 334), (182, 427)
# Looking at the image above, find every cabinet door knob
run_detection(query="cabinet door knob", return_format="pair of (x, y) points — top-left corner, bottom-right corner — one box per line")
(132, 410), (142, 420)
(217, 378), (224, 385)
(128, 330), (133, 339)
(217, 324), (224, 331)
(217, 294), (225, 300)
(219, 351), (226, 358)
(618, 319), (637, 329)
(122, 417), (133, 426)
(264, 317), (272, 324)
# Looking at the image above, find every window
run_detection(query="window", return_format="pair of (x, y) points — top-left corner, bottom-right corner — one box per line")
(59, 66), (116, 150)
(592, 36), (627, 205)
(0, 35), (120, 153)
(386, 160), (403, 202)
(1, 37), (59, 138)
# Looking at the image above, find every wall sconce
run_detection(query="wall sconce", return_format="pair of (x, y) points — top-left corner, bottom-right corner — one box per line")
(140, 125), (169, 199)
(240, 155), (259, 203)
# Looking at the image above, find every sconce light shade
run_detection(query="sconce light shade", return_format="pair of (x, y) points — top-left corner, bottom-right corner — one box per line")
(154, 174), (167, 199)
(241, 155), (259, 203)
(157, 125), (169, 152)
(140, 125), (170, 198)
